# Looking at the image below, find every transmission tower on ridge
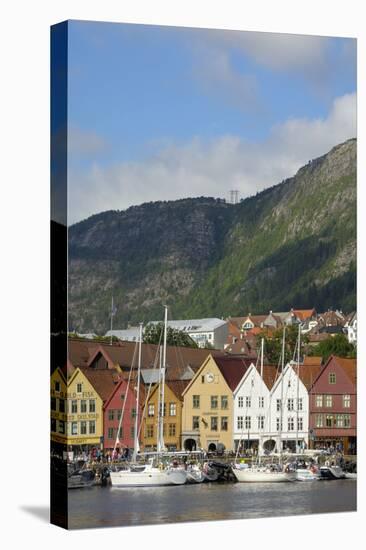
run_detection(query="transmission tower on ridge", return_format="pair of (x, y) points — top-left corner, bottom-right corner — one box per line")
(229, 190), (239, 204)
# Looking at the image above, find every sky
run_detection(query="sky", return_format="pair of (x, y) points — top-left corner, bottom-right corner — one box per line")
(67, 20), (357, 224)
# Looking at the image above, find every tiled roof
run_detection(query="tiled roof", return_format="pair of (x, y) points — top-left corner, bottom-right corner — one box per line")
(297, 364), (323, 390)
(166, 380), (191, 400)
(256, 364), (279, 390)
(214, 356), (252, 391)
(293, 309), (316, 321)
(79, 367), (123, 402)
(303, 356), (323, 366)
(332, 356), (356, 385)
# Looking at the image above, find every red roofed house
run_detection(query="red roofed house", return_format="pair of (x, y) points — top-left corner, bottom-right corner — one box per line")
(309, 356), (356, 454)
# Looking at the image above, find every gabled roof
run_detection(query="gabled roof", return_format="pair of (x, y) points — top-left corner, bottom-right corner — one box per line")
(166, 380), (191, 400)
(257, 364), (279, 390)
(214, 356), (253, 391)
(80, 367), (123, 402)
(330, 356), (356, 385)
(293, 309), (316, 321)
(297, 364), (323, 390)
(303, 356), (323, 367)
(61, 359), (76, 380)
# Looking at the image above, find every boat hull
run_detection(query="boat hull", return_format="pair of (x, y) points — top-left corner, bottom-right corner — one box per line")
(110, 467), (187, 487)
(295, 468), (319, 481)
(319, 466), (346, 480)
(232, 467), (295, 483)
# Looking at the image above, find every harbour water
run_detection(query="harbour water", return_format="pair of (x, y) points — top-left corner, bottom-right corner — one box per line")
(68, 479), (356, 529)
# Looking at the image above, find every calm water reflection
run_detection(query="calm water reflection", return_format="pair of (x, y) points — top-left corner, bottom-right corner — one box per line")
(68, 480), (356, 529)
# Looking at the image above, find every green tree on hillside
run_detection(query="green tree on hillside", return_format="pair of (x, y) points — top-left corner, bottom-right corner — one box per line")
(308, 334), (356, 361)
(143, 323), (198, 348)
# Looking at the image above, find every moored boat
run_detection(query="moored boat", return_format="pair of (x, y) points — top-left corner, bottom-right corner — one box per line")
(319, 465), (346, 480)
(232, 464), (295, 483)
(186, 464), (205, 483)
(110, 461), (187, 487)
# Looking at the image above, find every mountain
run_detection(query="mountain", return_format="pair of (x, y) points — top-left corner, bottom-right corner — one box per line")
(68, 138), (356, 333)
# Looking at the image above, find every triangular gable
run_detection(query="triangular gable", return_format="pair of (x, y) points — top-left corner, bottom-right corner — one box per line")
(233, 363), (257, 395)
(87, 345), (117, 369)
(103, 376), (132, 410)
(181, 354), (214, 397)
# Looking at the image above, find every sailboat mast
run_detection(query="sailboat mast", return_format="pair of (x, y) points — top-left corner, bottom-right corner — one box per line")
(132, 322), (143, 461)
(279, 326), (286, 456)
(295, 323), (301, 453)
(260, 337), (264, 379)
(110, 296), (114, 346)
(161, 305), (168, 450)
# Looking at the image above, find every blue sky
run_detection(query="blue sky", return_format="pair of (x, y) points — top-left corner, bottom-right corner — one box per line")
(67, 20), (356, 223)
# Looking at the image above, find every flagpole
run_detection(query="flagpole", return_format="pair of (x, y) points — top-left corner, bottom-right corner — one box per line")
(110, 296), (114, 346)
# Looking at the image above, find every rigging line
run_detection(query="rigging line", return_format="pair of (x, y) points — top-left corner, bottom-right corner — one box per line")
(137, 328), (163, 444)
(112, 340), (139, 457)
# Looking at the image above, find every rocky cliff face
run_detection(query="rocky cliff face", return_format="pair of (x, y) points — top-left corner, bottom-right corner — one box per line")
(68, 139), (356, 333)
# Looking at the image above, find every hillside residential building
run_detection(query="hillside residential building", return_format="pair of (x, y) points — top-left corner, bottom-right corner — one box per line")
(233, 363), (278, 453)
(181, 355), (251, 452)
(309, 356), (356, 454)
(345, 313), (357, 345)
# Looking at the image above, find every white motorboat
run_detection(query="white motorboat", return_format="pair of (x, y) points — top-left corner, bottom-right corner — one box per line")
(186, 464), (205, 483)
(295, 468), (319, 481)
(319, 465), (346, 480)
(232, 464), (296, 482)
(110, 462), (187, 487)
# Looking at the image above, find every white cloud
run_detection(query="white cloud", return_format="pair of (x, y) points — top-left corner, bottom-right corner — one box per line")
(68, 93), (356, 224)
(68, 126), (107, 156)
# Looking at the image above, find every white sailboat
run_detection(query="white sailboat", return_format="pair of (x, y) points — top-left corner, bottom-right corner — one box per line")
(110, 308), (187, 487)
(232, 331), (295, 483)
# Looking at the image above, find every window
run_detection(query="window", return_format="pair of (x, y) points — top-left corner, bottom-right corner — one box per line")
(148, 404), (155, 417)
(71, 400), (77, 414)
(238, 396), (244, 408)
(58, 420), (65, 434)
(51, 397), (56, 411)
(158, 403), (166, 417)
(71, 422), (78, 435)
(193, 395), (200, 408)
(276, 418), (282, 431)
(315, 395), (323, 407)
(117, 427), (123, 439)
(276, 399), (281, 412)
(80, 421), (87, 435)
(80, 400), (87, 413)
(245, 416), (251, 430)
(221, 396), (228, 410)
(89, 399), (95, 413)
(120, 394), (125, 401)
(325, 395), (333, 408)
(210, 416), (218, 431)
(259, 397), (264, 408)
(211, 396), (218, 409)
(108, 409), (115, 421)
(245, 396), (251, 408)
(51, 418), (56, 432)
(117, 410), (122, 420)
(201, 375), (205, 383)
(288, 380), (291, 388)
(221, 417), (228, 431)
(131, 408), (137, 418)
(237, 416), (243, 430)
(343, 395), (351, 408)
(54, 381), (60, 392)
(288, 417), (294, 431)
(287, 398), (294, 411)
(131, 427), (135, 438)
(108, 427), (114, 439)
(192, 416), (200, 430)
(297, 398), (303, 411)
(257, 416), (265, 430)
(59, 399), (65, 413)
(169, 402), (177, 416)
(316, 414), (323, 428)
(251, 379), (254, 387)
(77, 383), (83, 393)
(146, 425), (154, 438)
(89, 421), (95, 434)
(329, 372), (336, 384)
(297, 417), (303, 431)
(344, 415), (351, 428)
(336, 415), (343, 428)
(169, 424), (176, 437)
(325, 415), (333, 428)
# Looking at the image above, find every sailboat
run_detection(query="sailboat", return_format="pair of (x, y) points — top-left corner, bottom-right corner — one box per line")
(110, 309), (187, 487)
(232, 331), (295, 483)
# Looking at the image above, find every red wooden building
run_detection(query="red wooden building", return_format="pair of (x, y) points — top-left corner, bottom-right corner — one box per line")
(309, 355), (356, 454)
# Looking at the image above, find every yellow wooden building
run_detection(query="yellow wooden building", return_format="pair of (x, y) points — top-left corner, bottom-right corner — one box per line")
(181, 355), (250, 452)
(142, 380), (189, 451)
(51, 362), (104, 449)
